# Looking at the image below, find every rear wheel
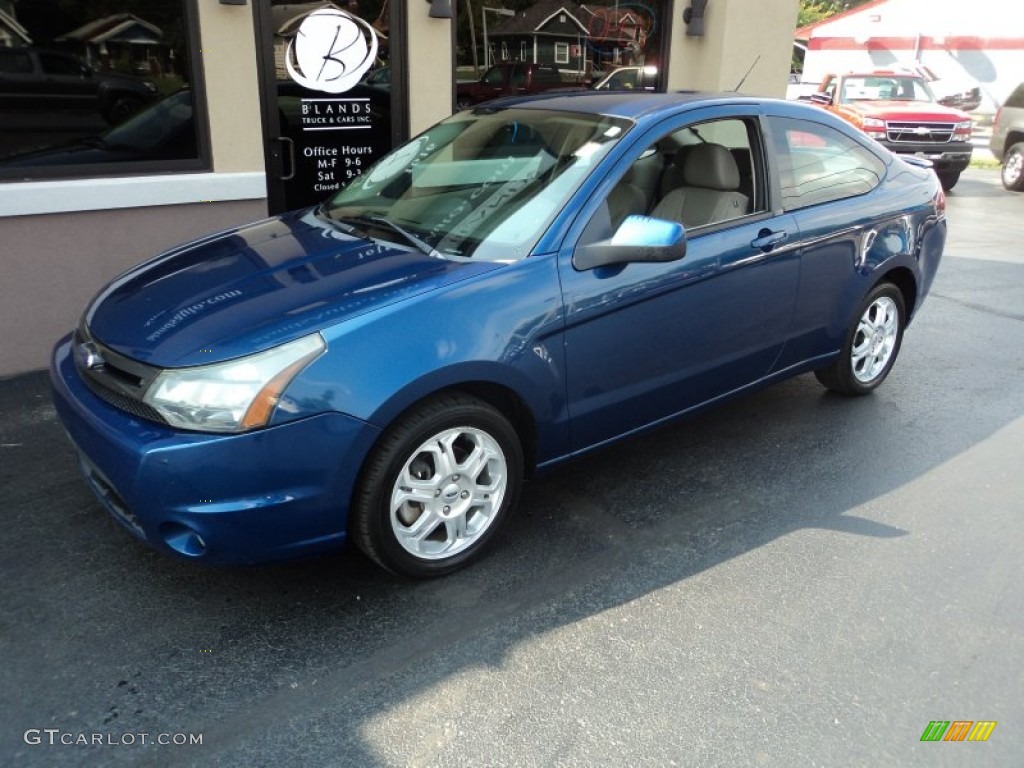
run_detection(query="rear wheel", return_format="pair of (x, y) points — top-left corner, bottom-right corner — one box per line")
(1001, 142), (1024, 191)
(936, 170), (961, 191)
(350, 393), (523, 577)
(815, 282), (906, 396)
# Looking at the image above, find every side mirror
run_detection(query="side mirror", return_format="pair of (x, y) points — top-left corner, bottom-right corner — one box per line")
(575, 215), (687, 270)
(809, 92), (832, 106)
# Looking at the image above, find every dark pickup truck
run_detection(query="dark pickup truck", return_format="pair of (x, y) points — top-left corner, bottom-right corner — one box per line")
(0, 47), (158, 124)
(456, 61), (584, 109)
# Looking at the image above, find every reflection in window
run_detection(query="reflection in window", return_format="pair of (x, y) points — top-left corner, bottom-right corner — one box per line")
(325, 108), (630, 261)
(454, 0), (665, 87)
(0, 0), (202, 175)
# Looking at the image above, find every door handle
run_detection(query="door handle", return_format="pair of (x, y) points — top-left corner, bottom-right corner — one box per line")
(278, 136), (295, 181)
(268, 136), (295, 182)
(751, 228), (788, 252)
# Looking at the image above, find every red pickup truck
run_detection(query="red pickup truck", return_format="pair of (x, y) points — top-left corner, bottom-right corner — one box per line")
(455, 62), (584, 109)
(810, 70), (973, 190)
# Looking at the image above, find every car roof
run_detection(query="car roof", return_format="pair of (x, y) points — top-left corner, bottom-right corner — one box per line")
(472, 90), (766, 120)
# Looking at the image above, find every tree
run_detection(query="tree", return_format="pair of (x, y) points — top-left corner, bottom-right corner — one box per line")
(797, 0), (875, 27)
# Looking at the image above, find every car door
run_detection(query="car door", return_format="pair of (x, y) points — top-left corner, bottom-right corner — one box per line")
(36, 51), (96, 111)
(763, 114), (894, 368)
(557, 111), (801, 450)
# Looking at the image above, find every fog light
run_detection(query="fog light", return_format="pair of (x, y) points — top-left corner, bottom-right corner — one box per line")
(160, 523), (208, 557)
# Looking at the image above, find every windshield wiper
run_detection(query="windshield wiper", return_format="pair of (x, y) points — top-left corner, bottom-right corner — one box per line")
(352, 214), (442, 259)
(317, 205), (366, 234)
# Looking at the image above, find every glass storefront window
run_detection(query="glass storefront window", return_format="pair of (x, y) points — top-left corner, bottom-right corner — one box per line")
(0, 0), (205, 177)
(454, 0), (667, 95)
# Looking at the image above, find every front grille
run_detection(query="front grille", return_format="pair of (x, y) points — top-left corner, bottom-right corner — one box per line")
(81, 373), (167, 423)
(886, 121), (956, 144)
(74, 326), (168, 425)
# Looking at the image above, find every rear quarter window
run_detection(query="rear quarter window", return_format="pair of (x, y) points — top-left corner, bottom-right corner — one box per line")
(769, 117), (886, 211)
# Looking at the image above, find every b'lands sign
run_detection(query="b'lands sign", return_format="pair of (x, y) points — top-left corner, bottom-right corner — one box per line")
(285, 8), (378, 94)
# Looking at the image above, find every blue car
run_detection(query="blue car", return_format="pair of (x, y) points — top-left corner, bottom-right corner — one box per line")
(51, 92), (946, 576)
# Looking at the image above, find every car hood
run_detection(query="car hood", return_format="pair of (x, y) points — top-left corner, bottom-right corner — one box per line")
(85, 207), (500, 367)
(845, 100), (969, 121)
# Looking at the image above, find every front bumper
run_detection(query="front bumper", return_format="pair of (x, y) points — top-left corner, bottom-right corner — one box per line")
(882, 140), (972, 172)
(50, 335), (381, 565)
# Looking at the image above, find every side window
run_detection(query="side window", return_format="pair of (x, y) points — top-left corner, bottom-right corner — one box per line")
(1005, 83), (1024, 109)
(0, 51), (33, 75)
(482, 66), (504, 85)
(769, 117), (886, 211)
(38, 53), (82, 77)
(581, 116), (765, 244)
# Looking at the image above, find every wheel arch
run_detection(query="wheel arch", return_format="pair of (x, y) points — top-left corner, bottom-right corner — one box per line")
(877, 265), (917, 319)
(1004, 130), (1024, 156)
(366, 376), (542, 479)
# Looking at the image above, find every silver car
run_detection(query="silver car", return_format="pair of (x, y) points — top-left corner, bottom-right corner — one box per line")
(989, 82), (1024, 191)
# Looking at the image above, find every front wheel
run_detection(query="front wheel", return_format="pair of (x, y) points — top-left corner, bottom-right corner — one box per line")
(815, 282), (906, 396)
(1001, 142), (1024, 191)
(350, 393), (523, 577)
(936, 170), (961, 191)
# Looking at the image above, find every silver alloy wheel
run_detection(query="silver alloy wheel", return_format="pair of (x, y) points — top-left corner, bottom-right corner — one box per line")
(851, 296), (899, 383)
(1003, 149), (1023, 187)
(389, 426), (508, 560)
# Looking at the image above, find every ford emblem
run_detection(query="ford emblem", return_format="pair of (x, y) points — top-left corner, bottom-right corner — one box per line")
(77, 341), (105, 370)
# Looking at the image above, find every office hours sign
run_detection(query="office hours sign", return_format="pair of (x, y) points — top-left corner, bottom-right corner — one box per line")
(268, 4), (392, 212)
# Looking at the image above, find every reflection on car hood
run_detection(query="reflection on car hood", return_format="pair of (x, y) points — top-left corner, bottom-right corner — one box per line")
(85, 208), (499, 367)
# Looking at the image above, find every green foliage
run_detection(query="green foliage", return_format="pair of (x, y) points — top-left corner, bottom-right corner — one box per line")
(797, 0), (874, 28)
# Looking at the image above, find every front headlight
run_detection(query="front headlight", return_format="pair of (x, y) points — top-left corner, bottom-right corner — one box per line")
(861, 117), (886, 137)
(144, 81), (158, 93)
(143, 333), (326, 433)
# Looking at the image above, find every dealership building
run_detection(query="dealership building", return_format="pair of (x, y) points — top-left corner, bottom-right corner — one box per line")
(0, 0), (798, 378)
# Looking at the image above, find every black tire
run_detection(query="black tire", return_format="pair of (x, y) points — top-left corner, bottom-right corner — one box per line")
(350, 393), (523, 577)
(1001, 142), (1024, 192)
(815, 282), (906, 396)
(936, 170), (961, 191)
(454, 98), (473, 112)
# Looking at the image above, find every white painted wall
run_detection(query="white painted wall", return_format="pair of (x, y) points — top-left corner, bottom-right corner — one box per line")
(800, 0), (1024, 112)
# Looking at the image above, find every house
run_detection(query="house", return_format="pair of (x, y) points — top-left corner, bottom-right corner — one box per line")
(56, 13), (165, 74)
(488, 0), (589, 74)
(0, 0), (31, 48)
(796, 0), (1024, 112)
(579, 4), (653, 73)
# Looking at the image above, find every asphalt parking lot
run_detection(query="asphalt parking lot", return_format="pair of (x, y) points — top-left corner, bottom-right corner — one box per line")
(2, 167), (1022, 767)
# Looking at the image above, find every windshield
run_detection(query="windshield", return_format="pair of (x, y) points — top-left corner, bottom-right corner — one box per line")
(839, 75), (937, 104)
(323, 108), (632, 261)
